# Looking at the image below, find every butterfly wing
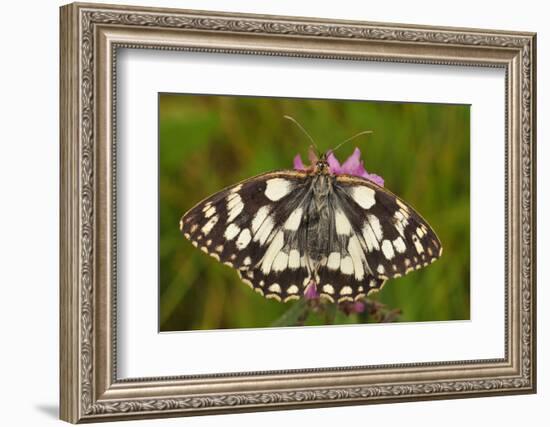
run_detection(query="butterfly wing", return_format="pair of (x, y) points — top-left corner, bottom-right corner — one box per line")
(180, 170), (313, 300)
(312, 175), (442, 303)
(315, 174), (442, 300)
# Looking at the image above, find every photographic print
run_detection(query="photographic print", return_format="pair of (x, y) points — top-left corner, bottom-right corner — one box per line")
(60, 4), (535, 421)
(159, 94), (470, 332)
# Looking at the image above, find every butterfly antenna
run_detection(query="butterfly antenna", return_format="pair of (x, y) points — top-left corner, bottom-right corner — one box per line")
(283, 115), (321, 157)
(331, 130), (373, 154)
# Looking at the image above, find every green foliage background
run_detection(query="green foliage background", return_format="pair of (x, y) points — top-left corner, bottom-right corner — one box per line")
(159, 94), (470, 331)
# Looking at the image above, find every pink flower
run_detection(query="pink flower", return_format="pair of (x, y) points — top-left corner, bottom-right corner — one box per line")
(304, 280), (319, 300)
(293, 154), (306, 171)
(327, 148), (384, 186)
(293, 147), (384, 187)
(351, 301), (366, 313)
(339, 300), (366, 315)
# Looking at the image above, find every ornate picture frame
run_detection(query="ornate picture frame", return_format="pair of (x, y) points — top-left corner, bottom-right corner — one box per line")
(60, 2), (536, 423)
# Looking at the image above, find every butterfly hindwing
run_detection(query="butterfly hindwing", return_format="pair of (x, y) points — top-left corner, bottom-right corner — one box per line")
(312, 200), (387, 302)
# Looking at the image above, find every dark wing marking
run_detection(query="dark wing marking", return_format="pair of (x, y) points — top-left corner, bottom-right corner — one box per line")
(333, 174), (442, 280)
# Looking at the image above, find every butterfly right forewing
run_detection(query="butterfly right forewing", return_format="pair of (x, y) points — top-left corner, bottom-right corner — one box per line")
(333, 174), (442, 279)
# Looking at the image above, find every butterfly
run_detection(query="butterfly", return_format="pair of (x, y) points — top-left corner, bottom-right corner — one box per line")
(179, 121), (442, 304)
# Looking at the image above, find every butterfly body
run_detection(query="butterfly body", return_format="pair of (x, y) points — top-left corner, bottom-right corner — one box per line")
(180, 154), (442, 303)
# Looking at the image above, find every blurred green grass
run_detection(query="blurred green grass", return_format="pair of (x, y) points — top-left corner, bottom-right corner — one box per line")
(159, 93), (470, 331)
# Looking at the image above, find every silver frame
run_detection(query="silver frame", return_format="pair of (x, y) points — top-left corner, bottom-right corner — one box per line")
(60, 2), (536, 423)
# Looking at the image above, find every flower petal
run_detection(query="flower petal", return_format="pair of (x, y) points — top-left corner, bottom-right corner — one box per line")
(341, 147), (369, 177)
(304, 280), (319, 300)
(293, 154), (306, 171)
(352, 301), (366, 313)
(326, 151), (342, 174)
(365, 173), (384, 187)
(308, 147), (318, 165)
(341, 147), (362, 171)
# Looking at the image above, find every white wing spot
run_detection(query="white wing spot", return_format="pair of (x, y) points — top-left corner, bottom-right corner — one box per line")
(322, 284), (335, 294)
(377, 264), (385, 274)
(351, 186), (376, 209)
(265, 178), (292, 201)
(396, 199), (409, 212)
(260, 231), (285, 274)
(368, 215), (383, 241)
(201, 215), (218, 235)
(204, 206), (216, 218)
(416, 226), (425, 238)
(284, 208), (303, 231)
(272, 251), (289, 272)
(381, 240), (395, 260)
(254, 215), (274, 246)
(393, 237), (406, 253)
(242, 278), (253, 289)
(268, 283), (282, 293)
(215, 245), (223, 253)
(224, 223), (240, 240)
(335, 210), (352, 235)
(230, 184), (242, 193)
(348, 235), (365, 280)
(340, 286), (353, 296)
(288, 250), (300, 269)
(226, 194), (244, 223)
(251, 206), (270, 234)
(243, 256), (252, 266)
(393, 210), (408, 237)
(287, 285), (299, 295)
(236, 228), (252, 249)
(362, 224), (379, 251)
(340, 256), (354, 275)
(327, 252), (341, 270)
(412, 234), (424, 254)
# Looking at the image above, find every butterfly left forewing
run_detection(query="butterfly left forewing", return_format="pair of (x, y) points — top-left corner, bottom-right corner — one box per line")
(180, 170), (312, 298)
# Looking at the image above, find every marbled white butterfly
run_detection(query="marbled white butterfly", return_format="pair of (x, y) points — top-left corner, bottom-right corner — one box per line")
(180, 122), (442, 303)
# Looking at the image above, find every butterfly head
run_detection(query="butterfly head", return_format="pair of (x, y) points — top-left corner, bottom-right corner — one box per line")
(313, 153), (331, 175)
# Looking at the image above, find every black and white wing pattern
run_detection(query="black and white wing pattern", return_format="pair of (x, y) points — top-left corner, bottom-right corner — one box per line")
(180, 170), (442, 303)
(180, 171), (312, 301)
(313, 174), (442, 302)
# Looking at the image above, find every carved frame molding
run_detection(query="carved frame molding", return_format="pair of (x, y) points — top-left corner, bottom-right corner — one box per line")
(60, 2), (536, 423)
